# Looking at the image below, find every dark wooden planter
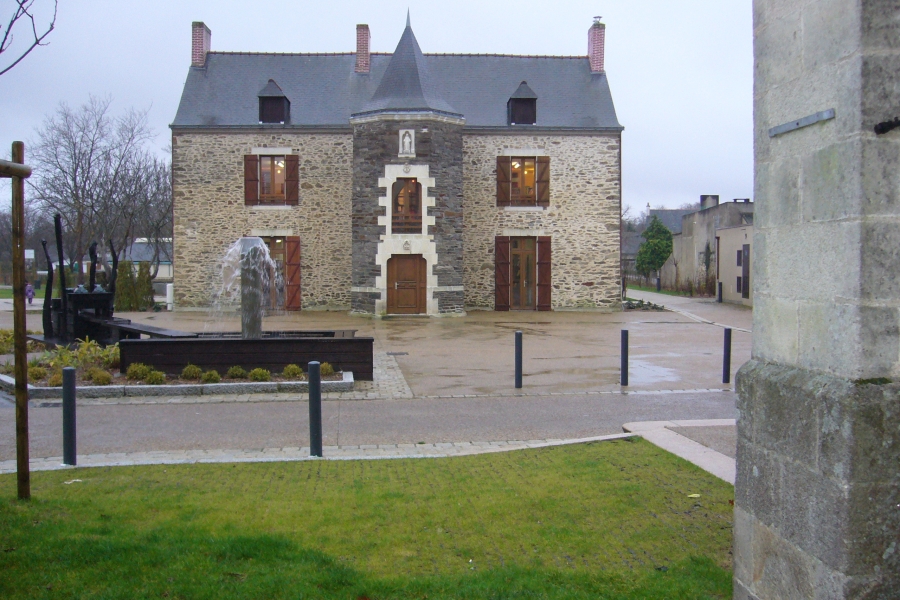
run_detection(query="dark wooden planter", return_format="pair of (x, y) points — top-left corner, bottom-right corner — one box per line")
(119, 333), (374, 380)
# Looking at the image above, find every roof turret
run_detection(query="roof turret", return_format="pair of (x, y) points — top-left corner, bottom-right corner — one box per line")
(352, 17), (463, 120)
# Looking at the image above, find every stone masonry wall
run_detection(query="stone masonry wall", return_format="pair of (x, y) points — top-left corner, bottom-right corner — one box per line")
(351, 118), (464, 314)
(462, 133), (621, 310)
(171, 131), (352, 309)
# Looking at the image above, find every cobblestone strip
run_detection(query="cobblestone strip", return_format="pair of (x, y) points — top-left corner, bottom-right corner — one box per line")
(0, 433), (634, 474)
(28, 386), (732, 408)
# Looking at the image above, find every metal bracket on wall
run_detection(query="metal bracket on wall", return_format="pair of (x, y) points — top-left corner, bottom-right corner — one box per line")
(768, 109), (835, 137)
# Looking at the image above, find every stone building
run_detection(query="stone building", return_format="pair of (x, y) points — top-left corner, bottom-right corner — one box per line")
(171, 17), (623, 316)
(660, 196), (754, 293)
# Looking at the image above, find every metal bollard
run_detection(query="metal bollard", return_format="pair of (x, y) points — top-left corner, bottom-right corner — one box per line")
(656, 276), (661, 292)
(717, 282), (723, 303)
(723, 328), (733, 385)
(62, 367), (76, 466)
(621, 330), (629, 387)
(515, 330), (523, 389)
(308, 361), (322, 457)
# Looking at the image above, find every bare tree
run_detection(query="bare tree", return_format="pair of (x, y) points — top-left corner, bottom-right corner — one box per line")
(28, 96), (172, 282)
(0, 0), (57, 76)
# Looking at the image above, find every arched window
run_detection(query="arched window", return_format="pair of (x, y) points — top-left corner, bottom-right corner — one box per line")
(392, 178), (422, 233)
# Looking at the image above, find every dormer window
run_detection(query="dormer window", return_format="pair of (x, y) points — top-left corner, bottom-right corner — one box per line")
(258, 79), (291, 124)
(507, 80), (537, 125)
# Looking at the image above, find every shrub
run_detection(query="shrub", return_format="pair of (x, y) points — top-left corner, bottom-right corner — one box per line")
(320, 362), (335, 377)
(200, 370), (221, 384)
(28, 366), (47, 381)
(248, 368), (271, 382)
(282, 364), (303, 379)
(75, 338), (104, 368)
(226, 366), (247, 379)
(144, 370), (166, 385)
(126, 362), (151, 380)
(102, 344), (120, 369)
(88, 368), (112, 386)
(181, 364), (203, 380)
(47, 371), (63, 387)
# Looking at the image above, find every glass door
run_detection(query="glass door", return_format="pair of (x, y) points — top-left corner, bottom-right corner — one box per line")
(510, 237), (536, 310)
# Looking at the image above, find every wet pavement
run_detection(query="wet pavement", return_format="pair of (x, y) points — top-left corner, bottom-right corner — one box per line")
(1, 291), (747, 473)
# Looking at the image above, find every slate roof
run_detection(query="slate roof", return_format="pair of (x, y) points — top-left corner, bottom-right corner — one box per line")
(354, 21), (461, 118)
(172, 28), (621, 130)
(649, 209), (695, 235)
(510, 80), (538, 99)
(257, 78), (286, 97)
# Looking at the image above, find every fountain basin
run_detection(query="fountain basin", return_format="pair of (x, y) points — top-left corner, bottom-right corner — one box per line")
(119, 331), (374, 380)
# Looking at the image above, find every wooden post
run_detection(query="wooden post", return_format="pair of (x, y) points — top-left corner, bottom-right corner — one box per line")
(11, 142), (30, 500)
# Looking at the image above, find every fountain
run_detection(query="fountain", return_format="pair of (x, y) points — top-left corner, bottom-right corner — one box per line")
(36, 226), (375, 381)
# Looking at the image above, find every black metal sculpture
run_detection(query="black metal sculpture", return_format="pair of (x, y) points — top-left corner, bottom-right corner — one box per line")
(88, 241), (98, 292)
(53, 214), (67, 327)
(40, 239), (53, 337)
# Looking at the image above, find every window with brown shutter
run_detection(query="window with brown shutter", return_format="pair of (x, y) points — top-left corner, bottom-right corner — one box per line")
(494, 236), (511, 311)
(496, 156), (549, 207)
(537, 236), (551, 311)
(243, 154), (299, 206)
(536, 157), (550, 207)
(285, 155), (299, 205)
(496, 157), (511, 206)
(244, 155), (259, 205)
(284, 237), (301, 310)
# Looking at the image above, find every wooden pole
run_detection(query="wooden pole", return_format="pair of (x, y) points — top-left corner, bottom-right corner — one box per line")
(11, 142), (30, 500)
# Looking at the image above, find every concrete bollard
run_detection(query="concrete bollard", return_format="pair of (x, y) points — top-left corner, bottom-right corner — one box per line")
(62, 367), (76, 466)
(308, 361), (322, 457)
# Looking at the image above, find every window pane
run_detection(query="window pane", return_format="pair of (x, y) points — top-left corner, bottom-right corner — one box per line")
(510, 157), (536, 205)
(260, 157), (273, 196)
(274, 158), (285, 196)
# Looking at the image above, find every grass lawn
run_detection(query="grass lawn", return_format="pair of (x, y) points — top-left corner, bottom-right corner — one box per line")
(0, 439), (734, 599)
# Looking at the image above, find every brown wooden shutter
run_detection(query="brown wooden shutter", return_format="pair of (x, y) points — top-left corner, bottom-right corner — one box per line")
(496, 156), (511, 206)
(285, 154), (299, 205)
(536, 156), (550, 207)
(494, 236), (510, 311)
(244, 155), (259, 205)
(284, 237), (301, 311)
(537, 236), (551, 311)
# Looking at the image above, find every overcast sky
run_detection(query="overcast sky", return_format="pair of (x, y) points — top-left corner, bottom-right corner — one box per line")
(0, 0), (753, 215)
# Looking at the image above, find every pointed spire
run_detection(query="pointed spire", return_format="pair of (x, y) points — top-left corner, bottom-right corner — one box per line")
(352, 15), (462, 120)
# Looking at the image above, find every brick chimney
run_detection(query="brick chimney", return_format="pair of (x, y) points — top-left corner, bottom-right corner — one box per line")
(192, 21), (211, 67)
(588, 18), (605, 73)
(355, 24), (370, 74)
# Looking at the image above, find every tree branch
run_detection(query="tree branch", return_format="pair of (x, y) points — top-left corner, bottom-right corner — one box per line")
(0, 0), (57, 77)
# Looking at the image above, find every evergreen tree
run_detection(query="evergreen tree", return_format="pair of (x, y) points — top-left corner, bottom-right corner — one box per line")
(114, 260), (138, 311)
(635, 216), (673, 277)
(135, 262), (155, 310)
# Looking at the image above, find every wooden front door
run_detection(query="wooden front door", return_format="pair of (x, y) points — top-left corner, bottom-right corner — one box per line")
(510, 237), (536, 310)
(387, 255), (427, 314)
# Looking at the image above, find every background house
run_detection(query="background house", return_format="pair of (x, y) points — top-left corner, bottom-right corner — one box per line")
(660, 195), (753, 301)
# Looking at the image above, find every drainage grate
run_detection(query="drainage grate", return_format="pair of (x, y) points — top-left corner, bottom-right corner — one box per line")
(386, 352), (409, 356)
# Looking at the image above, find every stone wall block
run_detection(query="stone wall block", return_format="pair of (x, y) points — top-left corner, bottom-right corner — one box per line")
(755, 156), (800, 230)
(862, 53), (900, 131)
(861, 137), (900, 217)
(846, 481), (900, 583)
(800, 140), (863, 223)
(798, 303), (864, 377)
(860, 220), (900, 303)
(754, 10), (804, 91)
(862, 0), (900, 50)
(802, 0), (862, 73)
(752, 296), (799, 364)
(736, 438), (784, 529)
